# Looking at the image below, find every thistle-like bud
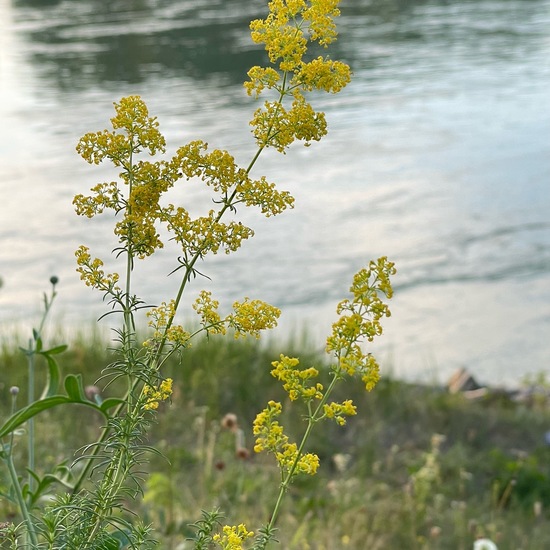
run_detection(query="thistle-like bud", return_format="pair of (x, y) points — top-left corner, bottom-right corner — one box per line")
(236, 447), (250, 460)
(221, 413), (238, 432)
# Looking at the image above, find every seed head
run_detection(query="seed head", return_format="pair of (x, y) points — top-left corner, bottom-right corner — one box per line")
(221, 413), (238, 431)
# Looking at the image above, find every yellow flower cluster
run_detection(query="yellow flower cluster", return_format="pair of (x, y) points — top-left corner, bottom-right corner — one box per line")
(74, 245), (120, 294)
(250, 0), (341, 71)
(192, 291), (226, 335)
(236, 175), (295, 217)
(245, 0), (351, 151)
(146, 300), (176, 337)
(165, 325), (192, 347)
(192, 292), (281, 339)
(270, 354), (323, 401)
(170, 140), (247, 195)
(75, 96), (172, 259)
(144, 301), (191, 349)
(253, 401), (319, 477)
(323, 400), (357, 426)
(142, 378), (173, 411)
(75, 97), (296, 273)
(326, 256), (396, 391)
(252, 259), (394, 490)
(77, 95), (165, 166)
(276, 442), (319, 475)
(213, 524), (254, 550)
(73, 182), (121, 218)
(250, 98), (328, 151)
(253, 400), (285, 453)
(169, 140), (295, 217)
(296, 55), (351, 93)
(165, 207), (255, 258)
(229, 298), (281, 338)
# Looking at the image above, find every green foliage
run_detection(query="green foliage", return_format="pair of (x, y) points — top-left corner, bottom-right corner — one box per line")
(3, 332), (550, 547)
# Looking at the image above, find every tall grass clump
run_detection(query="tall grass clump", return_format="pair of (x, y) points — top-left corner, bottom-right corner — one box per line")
(0, 0), (398, 548)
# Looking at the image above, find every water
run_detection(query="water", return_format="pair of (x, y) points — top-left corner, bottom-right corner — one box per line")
(1, 0), (549, 385)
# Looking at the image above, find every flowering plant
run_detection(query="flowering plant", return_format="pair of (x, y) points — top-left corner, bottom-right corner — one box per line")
(0, 0), (394, 547)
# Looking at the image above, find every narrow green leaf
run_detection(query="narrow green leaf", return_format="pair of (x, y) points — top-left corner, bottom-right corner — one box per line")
(0, 387), (108, 439)
(26, 471), (74, 506)
(0, 396), (70, 439)
(40, 344), (68, 356)
(64, 374), (86, 401)
(40, 354), (61, 399)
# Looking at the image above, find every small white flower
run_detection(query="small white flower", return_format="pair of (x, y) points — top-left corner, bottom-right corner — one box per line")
(473, 538), (498, 550)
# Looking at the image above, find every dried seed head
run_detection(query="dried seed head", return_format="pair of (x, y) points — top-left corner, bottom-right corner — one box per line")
(236, 447), (250, 460)
(221, 413), (238, 431)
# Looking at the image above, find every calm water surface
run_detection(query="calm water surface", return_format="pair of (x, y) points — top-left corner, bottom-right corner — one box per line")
(1, 0), (549, 385)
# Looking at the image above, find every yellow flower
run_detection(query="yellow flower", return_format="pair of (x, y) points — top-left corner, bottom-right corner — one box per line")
(159, 378), (173, 399)
(229, 298), (281, 338)
(213, 524), (254, 550)
(270, 354), (323, 401)
(245, 0), (351, 152)
(325, 257), (396, 392)
(276, 442), (319, 476)
(323, 400), (357, 425)
(193, 290), (226, 335)
(74, 246), (120, 293)
(142, 378), (173, 411)
(253, 401), (286, 453)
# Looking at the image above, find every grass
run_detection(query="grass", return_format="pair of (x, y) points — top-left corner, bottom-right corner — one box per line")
(1, 328), (549, 549)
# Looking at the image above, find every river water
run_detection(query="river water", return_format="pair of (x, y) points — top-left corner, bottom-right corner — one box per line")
(1, 0), (549, 385)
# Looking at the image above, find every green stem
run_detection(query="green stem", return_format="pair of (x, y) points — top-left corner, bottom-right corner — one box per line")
(84, 434), (132, 545)
(5, 450), (39, 547)
(27, 338), (35, 496)
(261, 372), (341, 541)
(26, 285), (57, 497)
(5, 389), (39, 547)
(124, 147), (136, 411)
(71, 380), (141, 495)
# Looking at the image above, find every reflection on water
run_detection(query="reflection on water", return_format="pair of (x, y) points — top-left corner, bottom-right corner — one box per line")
(1, 0), (549, 385)
(12, 0), (268, 87)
